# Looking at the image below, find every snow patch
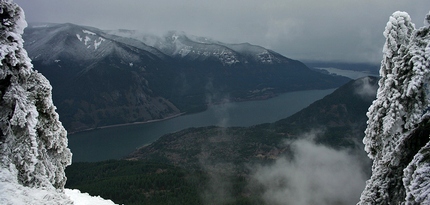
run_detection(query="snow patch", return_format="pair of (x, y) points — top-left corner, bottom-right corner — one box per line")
(76, 34), (82, 42)
(171, 33), (179, 41)
(0, 168), (118, 205)
(177, 46), (192, 57)
(94, 37), (105, 50)
(0, 167), (73, 205)
(84, 36), (91, 46)
(258, 51), (274, 63)
(65, 189), (118, 205)
(82, 30), (96, 36)
(218, 50), (239, 65)
(76, 31), (105, 50)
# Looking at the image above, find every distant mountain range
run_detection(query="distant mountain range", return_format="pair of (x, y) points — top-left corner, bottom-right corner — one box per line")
(23, 23), (349, 132)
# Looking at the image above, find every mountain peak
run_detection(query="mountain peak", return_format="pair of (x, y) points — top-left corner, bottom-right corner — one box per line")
(24, 23), (108, 62)
(166, 30), (187, 40)
(108, 29), (290, 65)
(23, 23), (168, 65)
(23, 22), (349, 132)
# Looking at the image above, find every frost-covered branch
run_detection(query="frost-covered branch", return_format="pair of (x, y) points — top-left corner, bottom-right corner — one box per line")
(0, 0), (71, 190)
(359, 10), (430, 205)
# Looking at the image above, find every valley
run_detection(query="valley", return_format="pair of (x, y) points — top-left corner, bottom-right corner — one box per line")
(66, 76), (378, 205)
(68, 88), (335, 162)
(3, 1), (430, 205)
(23, 23), (349, 133)
(22, 22), (377, 204)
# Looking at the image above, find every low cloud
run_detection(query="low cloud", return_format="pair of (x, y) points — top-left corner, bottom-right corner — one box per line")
(198, 138), (237, 205)
(205, 79), (234, 128)
(200, 162), (235, 205)
(354, 76), (378, 100)
(251, 132), (369, 205)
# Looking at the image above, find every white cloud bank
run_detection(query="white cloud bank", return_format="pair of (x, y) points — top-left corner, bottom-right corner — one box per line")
(252, 136), (369, 205)
(354, 76), (378, 100)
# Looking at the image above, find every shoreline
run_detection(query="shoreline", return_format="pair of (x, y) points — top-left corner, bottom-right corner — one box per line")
(67, 87), (345, 135)
(68, 112), (185, 135)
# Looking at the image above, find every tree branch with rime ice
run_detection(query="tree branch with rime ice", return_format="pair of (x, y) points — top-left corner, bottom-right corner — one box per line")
(359, 10), (430, 205)
(0, 0), (71, 190)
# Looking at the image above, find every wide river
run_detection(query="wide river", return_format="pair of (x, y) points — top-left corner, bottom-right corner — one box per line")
(68, 89), (336, 162)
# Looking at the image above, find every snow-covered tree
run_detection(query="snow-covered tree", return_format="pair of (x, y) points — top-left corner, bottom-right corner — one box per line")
(364, 11), (415, 161)
(0, 0), (71, 191)
(0, 1), (120, 204)
(359, 11), (430, 204)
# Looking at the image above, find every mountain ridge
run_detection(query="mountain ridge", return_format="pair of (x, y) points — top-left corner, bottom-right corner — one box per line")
(107, 29), (291, 65)
(23, 23), (350, 132)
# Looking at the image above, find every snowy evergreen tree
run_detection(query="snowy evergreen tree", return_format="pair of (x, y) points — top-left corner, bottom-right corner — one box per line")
(403, 138), (430, 204)
(0, 0), (71, 191)
(364, 11), (415, 161)
(359, 11), (430, 204)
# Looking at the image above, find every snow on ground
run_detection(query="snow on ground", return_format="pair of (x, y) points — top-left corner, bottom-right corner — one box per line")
(65, 189), (118, 205)
(0, 168), (118, 205)
(0, 167), (72, 204)
(82, 30), (96, 36)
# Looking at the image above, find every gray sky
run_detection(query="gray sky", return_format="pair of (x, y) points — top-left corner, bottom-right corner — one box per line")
(14, 0), (429, 64)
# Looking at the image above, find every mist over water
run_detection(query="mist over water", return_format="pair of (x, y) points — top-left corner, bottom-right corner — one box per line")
(68, 89), (335, 162)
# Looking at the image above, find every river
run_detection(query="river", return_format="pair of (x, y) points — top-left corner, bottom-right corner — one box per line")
(68, 89), (337, 162)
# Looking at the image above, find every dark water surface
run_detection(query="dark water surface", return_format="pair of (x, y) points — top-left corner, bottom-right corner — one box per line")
(68, 89), (335, 162)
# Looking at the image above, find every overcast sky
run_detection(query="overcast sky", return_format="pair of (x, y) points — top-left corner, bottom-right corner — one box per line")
(14, 0), (429, 64)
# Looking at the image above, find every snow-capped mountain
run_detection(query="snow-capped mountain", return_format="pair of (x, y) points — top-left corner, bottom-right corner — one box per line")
(23, 23), (349, 132)
(23, 23), (181, 132)
(107, 30), (290, 65)
(24, 23), (169, 68)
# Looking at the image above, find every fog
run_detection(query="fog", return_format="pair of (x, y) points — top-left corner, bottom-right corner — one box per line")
(354, 76), (378, 100)
(251, 131), (370, 205)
